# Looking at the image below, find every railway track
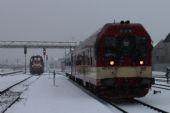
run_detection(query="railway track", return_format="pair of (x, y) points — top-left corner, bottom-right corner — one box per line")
(153, 74), (167, 83)
(66, 75), (168, 113)
(153, 75), (166, 78)
(0, 76), (36, 113)
(152, 86), (170, 91)
(154, 83), (170, 87)
(0, 76), (32, 94)
(0, 71), (23, 76)
(132, 99), (168, 113)
(155, 79), (167, 82)
(0, 92), (21, 113)
(101, 97), (168, 113)
(152, 80), (170, 90)
(101, 97), (128, 113)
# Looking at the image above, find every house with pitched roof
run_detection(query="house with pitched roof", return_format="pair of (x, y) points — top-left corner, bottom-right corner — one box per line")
(153, 33), (170, 71)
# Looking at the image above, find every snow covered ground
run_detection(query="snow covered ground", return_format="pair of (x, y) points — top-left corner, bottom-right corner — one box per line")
(152, 71), (166, 76)
(0, 68), (14, 73)
(136, 71), (170, 112)
(137, 87), (170, 112)
(0, 68), (21, 75)
(0, 73), (30, 91)
(1, 71), (170, 113)
(5, 73), (120, 113)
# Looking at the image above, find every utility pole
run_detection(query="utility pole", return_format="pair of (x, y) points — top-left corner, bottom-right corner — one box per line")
(24, 46), (27, 74)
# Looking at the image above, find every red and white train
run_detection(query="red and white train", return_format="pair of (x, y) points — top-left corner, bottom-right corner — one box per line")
(30, 55), (44, 75)
(65, 21), (154, 98)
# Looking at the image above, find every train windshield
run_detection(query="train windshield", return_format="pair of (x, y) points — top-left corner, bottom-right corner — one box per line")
(104, 36), (133, 58)
(120, 38), (133, 56)
(104, 36), (147, 58)
(104, 37), (118, 58)
(134, 37), (147, 58)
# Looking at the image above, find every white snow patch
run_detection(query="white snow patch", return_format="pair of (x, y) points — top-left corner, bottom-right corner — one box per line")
(6, 74), (115, 113)
(0, 74), (30, 91)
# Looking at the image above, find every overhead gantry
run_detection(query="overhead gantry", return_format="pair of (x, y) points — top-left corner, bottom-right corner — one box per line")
(0, 41), (77, 49)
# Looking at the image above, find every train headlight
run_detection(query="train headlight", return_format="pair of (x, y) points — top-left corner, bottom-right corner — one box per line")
(140, 60), (144, 65)
(110, 60), (114, 66)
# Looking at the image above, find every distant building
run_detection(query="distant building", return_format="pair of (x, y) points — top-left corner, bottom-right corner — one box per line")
(153, 33), (170, 71)
(55, 58), (65, 72)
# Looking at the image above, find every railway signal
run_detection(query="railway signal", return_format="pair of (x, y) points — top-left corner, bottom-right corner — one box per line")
(43, 48), (47, 72)
(43, 48), (46, 55)
(24, 46), (27, 74)
(24, 46), (27, 54)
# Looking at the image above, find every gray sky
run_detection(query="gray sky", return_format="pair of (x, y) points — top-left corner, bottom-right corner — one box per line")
(0, 0), (170, 64)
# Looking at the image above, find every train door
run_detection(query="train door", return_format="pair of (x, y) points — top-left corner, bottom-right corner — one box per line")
(83, 51), (86, 86)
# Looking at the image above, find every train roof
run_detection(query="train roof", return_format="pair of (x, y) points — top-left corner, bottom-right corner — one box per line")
(30, 55), (43, 58)
(73, 21), (150, 54)
(73, 26), (104, 53)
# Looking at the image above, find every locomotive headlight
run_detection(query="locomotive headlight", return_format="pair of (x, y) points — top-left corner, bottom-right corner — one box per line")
(140, 60), (144, 65)
(110, 60), (114, 66)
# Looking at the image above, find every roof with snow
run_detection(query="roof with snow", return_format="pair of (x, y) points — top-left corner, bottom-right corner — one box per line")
(164, 33), (170, 42)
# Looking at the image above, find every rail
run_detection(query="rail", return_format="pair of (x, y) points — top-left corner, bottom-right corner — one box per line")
(133, 99), (168, 113)
(0, 71), (23, 76)
(0, 76), (38, 113)
(0, 76), (32, 94)
(64, 73), (169, 113)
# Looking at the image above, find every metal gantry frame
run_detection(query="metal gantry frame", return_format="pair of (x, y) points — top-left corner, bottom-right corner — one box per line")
(0, 41), (77, 49)
(0, 41), (77, 73)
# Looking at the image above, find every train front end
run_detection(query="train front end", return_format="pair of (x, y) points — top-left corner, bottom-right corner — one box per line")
(95, 21), (154, 98)
(30, 55), (44, 75)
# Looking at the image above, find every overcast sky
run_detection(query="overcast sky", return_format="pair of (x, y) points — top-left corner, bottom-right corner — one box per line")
(0, 0), (170, 64)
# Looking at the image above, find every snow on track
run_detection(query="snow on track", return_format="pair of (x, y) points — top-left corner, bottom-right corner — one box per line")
(136, 71), (170, 112)
(6, 74), (117, 113)
(0, 74), (31, 91)
(5, 71), (170, 113)
(136, 87), (170, 112)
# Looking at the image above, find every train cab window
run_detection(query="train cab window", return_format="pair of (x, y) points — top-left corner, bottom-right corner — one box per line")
(105, 37), (116, 47)
(121, 38), (132, 56)
(104, 37), (117, 58)
(123, 39), (129, 47)
(135, 37), (147, 57)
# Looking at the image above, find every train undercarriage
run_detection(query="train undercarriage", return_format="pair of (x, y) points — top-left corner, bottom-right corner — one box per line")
(67, 73), (154, 98)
